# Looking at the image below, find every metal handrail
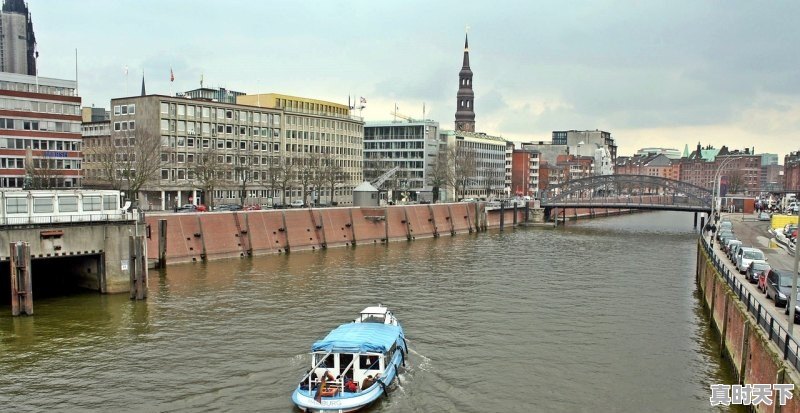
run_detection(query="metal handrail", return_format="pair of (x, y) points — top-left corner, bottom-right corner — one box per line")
(700, 236), (800, 371)
(299, 350), (333, 390)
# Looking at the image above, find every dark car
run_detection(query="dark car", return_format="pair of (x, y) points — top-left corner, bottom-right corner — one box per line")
(716, 229), (733, 242)
(746, 261), (770, 284)
(765, 269), (798, 307)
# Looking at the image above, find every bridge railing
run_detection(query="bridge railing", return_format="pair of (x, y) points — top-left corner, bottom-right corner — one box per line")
(541, 195), (709, 208)
(0, 212), (137, 226)
(700, 236), (800, 372)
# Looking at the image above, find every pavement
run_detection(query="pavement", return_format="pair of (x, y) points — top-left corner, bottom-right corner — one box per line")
(706, 212), (799, 332)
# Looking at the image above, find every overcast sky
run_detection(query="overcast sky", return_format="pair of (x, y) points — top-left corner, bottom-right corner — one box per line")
(34, 0), (799, 160)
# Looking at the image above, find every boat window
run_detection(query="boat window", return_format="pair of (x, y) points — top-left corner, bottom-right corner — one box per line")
(360, 355), (378, 370)
(315, 354), (333, 368)
(362, 314), (385, 323)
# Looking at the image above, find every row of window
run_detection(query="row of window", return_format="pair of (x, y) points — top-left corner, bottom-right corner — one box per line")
(0, 81), (75, 97)
(4, 195), (115, 214)
(285, 115), (363, 132)
(284, 129), (362, 144)
(113, 104), (135, 116)
(0, 176), (78, 188)
(0, 137), (81, 151)
(159, 136), (281, 152)
(159, 119), (280, 138)
(158, 102), (281, 126)
(0, 97), (80, 115)
(0, 117), (80, 133)
(0, 157), (81, 170)
(364, 142), (425, 150)
(113, 121), (135, 131)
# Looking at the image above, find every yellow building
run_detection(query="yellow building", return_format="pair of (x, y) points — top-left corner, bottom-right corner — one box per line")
(237, 93), (364, 205)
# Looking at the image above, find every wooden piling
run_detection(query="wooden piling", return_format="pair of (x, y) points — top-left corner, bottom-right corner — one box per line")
(513, 204), (518, 226)
(158, 219), (167, 268)
(9, 241), (32, 316)
(129, 235), (148, 300)
(499, 202), (505, 231)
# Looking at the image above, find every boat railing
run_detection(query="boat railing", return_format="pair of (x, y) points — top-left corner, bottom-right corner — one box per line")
(299, 350), (333, 390)
(338, 355), (358, 395)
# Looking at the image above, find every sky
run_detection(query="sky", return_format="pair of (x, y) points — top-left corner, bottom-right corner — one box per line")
(32, 0), (800, 160)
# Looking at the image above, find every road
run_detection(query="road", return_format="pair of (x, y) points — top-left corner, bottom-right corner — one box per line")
(707, 212), (798, 331)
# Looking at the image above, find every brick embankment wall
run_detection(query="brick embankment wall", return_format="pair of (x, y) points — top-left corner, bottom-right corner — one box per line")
(696, 240), (800, 412)
(143, 202), (528, 266)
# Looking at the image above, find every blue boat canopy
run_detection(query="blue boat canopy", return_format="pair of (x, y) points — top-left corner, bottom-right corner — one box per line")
(311, 323), (403, 353)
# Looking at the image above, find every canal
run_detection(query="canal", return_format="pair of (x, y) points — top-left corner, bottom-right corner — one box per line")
(0, 211), (741, 412)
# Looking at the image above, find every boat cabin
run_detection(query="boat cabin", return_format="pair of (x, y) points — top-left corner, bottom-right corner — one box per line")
(356, 306), (394, 324)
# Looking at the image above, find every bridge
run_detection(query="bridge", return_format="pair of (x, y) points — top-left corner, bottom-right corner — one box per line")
(540, 175), (713, 213)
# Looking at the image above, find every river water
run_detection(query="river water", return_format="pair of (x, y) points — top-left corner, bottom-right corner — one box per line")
(0, 211), (741, 412)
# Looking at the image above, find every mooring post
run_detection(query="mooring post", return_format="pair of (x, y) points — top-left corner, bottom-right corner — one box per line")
(693, 212), (698, 229)
(158, 219), (167, 268)
(9, 241), (32, 316)
(129, 235), (148, 300)
(524, 202), (530, 222)
(499, 201), (505, 231)
(513, 203), (518, 225)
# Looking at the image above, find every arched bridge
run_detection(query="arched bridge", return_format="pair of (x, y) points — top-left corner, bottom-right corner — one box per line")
(540, 175), (712, 212)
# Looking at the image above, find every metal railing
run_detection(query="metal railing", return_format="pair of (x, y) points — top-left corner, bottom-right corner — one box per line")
(700, 236), (800, 371)
(0, 212), (137, 226)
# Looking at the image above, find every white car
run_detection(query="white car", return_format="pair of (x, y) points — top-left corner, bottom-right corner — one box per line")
(736, 247), (766, 274)
(290, 199), (305, 208)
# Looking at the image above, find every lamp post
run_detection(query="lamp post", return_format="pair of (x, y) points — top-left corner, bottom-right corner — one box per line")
(711, 156), (740, 223)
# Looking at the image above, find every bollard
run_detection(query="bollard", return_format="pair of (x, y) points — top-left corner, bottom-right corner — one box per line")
(9, 241), (33, 316)
(524, 202), (530, 222)
(158, 219), (167, 268)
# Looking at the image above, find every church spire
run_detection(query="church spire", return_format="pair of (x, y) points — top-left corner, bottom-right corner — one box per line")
(455, 31), (475, 133)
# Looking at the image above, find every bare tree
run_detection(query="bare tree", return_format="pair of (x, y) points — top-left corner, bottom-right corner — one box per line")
(726, 170), (745, 194)
(449, 146), (477, 200)
(322, 157), (347, 205)
(82, 136), (121, 190)
(427, 151), (451, 203)
(193, 147), (229, 210)
(24, 148), (59, 189)
(113, 129), (166, 204)
(234, 153), (254, 206)
(309, 153), (328, 206)
(274, 156), (297, 206)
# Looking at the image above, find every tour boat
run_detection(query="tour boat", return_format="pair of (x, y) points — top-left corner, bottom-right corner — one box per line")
(292, 305), (407, 412)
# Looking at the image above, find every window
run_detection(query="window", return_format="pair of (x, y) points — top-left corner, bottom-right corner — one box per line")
(160, 119), (169, 131)
(128, 104), (135, 114)
(121, 105), (128, 115)
(114, 122), (121, 131)
(114, 105), (121, 115)
(103, 195), (117, 210)
(187, 106), (195, 117)
(6, 197), (27, 214)
(177, 105), (185, 116)
(58, 196), (78, 212)
(33, 197), (54, 213)
(202, 107), (210, 118)
(129, 121), (135, 130)
(160, 102), (168, 114)
(83, 196), (102, 211)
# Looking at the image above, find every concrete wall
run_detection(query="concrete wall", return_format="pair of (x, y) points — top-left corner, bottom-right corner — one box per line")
(144, 202), (525, 266)
(0, 221), (141, 294)
(696, 241), (800, 412)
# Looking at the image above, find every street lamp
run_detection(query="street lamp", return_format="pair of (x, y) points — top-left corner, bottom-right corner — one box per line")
(711, 156), (740, 222)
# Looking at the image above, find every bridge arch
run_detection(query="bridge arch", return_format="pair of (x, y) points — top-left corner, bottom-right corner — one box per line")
(540, 175), (712, 212)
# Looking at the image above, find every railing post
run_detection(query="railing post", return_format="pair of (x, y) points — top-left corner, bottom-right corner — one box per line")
(785, 333), (791, 360)
(769, 318), (775, 340)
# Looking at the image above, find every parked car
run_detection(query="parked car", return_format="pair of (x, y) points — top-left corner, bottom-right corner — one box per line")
(716, 229), (733, 242)
(758, 211), (771, 221)
(723, 238), (740, 255)
(736, 247), (766, 274)
(271, 203), (286, 209)
(243, 204), (262, 211)
(746, 261), (770, 284)
(176, 204), (197, 213)
(290, 199), (306, 208)
(719, 233), (735, 248)
(785, 301), (800, 324)
(726, 240), (742, 261)
(765, 269), (798, 307)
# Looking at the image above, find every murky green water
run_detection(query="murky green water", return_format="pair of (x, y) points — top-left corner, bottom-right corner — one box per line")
(0, 211), (740, 412)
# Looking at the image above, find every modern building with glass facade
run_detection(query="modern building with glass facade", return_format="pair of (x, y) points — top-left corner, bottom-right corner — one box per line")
(363, 119), (440, 201)
(440, 130), (507, 200)
(0, 71), (81, 188)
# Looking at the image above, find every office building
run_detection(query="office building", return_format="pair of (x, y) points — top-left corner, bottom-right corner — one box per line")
(363, 119), (440, 202)
(0, 71), (81, 188)
(0, 0), (36, 76)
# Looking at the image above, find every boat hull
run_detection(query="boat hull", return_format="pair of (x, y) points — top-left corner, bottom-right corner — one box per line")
(292, 347), (405, 412)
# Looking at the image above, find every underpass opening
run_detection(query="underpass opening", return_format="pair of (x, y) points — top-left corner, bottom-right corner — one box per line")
(24, 254), (104, 300)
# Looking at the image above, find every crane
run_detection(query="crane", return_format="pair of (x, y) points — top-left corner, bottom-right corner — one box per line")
(389, 110), (417, 123)
(371, 165), (400, 189)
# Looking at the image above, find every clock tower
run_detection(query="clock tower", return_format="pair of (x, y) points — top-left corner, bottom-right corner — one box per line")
(455, 33), (475, 133)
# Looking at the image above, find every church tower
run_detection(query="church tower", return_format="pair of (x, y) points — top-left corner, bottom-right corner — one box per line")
(455, 33), (475, 132)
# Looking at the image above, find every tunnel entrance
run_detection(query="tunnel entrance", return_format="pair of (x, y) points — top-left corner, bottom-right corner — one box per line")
(0, 254), (104, 305)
